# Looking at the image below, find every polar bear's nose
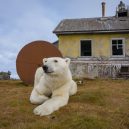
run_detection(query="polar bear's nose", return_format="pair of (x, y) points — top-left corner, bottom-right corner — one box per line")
(42, 65), (48, 72)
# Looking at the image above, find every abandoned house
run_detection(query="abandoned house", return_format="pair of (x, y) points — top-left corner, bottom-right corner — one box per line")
(53, 1), (129, 79)
(0, 71), (11, 80)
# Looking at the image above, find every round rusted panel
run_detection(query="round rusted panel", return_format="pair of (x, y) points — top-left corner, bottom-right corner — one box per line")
(16, 40), (62, 85)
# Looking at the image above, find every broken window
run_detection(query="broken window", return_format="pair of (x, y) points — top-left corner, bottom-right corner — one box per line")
(112, 39), (124, 56)
(81, 40), (92, 56)
(121, 66), (129, 72)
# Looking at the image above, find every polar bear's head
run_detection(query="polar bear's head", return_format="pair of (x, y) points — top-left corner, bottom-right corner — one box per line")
(42, 57), (71, 75)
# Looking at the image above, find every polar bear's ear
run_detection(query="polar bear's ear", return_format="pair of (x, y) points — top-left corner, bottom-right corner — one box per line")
(65, 58), (71, 65)
(43, 58), (47, 63)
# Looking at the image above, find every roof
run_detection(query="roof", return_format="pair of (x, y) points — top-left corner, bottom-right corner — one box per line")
(53, 16), (129, 34)
(53, 40), (58, 44)
(53, 40), (59, 47)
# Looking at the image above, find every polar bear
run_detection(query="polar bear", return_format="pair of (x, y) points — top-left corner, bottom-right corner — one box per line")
(30, 57), (77, 116)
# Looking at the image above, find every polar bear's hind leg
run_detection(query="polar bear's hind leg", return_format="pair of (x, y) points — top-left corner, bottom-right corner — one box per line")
(69, 80), (77, 96)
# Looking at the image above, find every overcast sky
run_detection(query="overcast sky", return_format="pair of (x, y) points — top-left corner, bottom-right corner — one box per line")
(0, 0), (129, 79)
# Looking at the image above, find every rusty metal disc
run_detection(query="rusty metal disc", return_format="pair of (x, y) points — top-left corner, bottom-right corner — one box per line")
(16, 40), (62, 85)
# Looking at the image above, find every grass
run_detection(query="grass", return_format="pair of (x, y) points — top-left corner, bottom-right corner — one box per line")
(0, 79), (129, 129)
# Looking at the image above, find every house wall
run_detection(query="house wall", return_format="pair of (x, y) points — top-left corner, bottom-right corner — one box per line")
(58, 33), (129, 58)
(70, 60), (129, 79)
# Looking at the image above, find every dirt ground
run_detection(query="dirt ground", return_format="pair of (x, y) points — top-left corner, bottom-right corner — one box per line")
(0, 79), (129, 129)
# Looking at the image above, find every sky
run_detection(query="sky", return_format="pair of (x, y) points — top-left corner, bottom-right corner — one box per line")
(0, 0), (129, 79)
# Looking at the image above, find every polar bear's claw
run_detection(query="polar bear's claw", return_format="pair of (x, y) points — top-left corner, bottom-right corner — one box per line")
(33, 105), (52, 116)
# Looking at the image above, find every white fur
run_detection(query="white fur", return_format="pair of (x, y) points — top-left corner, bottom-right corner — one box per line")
(30, 57), (77, 116)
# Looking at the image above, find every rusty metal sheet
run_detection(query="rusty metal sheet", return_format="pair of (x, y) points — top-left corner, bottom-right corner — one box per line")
(16, 40), (62, 85)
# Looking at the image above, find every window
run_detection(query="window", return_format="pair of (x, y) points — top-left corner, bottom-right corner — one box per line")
(121, 66), (129, 73)
(81, 40), (92, 56)
(112, 39), (124, 56)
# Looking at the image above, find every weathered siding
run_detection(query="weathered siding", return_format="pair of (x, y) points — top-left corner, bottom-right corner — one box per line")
(59, 33), (129, 58)
(70, 60), (129, 79)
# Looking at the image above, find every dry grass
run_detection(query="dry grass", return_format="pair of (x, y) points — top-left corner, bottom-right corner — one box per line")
(0, 79), (129, 129)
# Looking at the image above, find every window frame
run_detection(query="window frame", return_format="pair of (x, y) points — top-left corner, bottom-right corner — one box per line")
(80, 39), (92, 57)
(111, 38), (125, 57)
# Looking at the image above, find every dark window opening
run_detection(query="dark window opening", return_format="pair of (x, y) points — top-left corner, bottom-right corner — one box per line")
(120, 66), (129, 73)
(118, 11), (128, 17)
(112, 39), (124, 56)
(81, 40), (92, 56)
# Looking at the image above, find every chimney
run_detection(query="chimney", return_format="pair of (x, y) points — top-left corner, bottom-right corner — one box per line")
(102, 2), (106, 17)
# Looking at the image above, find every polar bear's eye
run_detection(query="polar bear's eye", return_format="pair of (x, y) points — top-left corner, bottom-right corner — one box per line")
(54, 60), (58, 63)
(45, 61), (47, 63)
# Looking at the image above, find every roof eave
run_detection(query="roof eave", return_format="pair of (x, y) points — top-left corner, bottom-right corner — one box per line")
(53, 30), (129, 35)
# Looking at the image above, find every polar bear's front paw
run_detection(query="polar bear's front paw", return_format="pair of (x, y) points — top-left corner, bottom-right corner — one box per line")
(33, 105), (52, 116)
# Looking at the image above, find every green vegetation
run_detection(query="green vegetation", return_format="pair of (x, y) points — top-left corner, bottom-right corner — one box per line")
(0, 79), (129, 129)
(0, 71), (11, 80)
